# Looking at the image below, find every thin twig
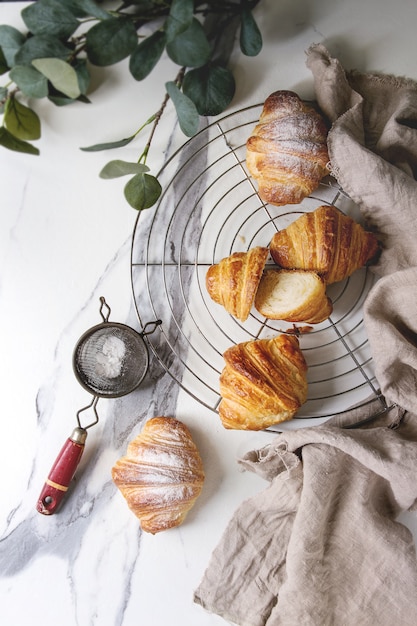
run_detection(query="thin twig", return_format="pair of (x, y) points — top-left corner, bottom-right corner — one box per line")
(142, 66), (186, 160)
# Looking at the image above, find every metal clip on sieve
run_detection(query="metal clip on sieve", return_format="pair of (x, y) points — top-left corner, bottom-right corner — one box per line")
(36, 297), (161, 515)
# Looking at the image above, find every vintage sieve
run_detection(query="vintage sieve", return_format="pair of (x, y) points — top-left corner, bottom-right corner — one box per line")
(36, 297), (161, 515)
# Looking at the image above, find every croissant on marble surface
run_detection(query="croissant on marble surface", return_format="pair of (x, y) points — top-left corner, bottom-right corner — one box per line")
(219, 334), (308, 430)
(246, 90), (330, 205)
(112, 417), (205, 534)
(270, 205), (380, 284)
(205, 246), (269, 321)
(255, 268), (333, 323)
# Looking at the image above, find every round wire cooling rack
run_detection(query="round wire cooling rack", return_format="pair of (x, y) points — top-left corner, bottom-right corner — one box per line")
(130, 103), (391, 429)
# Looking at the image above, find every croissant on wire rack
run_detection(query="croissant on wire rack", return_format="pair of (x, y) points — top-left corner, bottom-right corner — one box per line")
(219, 334), (308, 430)
(246, 90), (330, 205)
(112, 417), (205, 534)
(270, 205), (380, 284)
(255, 268), (333, 323)
(205, 246), (269, 321)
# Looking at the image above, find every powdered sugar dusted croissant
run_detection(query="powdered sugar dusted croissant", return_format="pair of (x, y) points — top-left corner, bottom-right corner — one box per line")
(269, 205), (380, 284)
(246, 90), (330, 205)
(206, 246), (269, 321)
(219, 334), (308, 430)
(112, 417), (205, 534)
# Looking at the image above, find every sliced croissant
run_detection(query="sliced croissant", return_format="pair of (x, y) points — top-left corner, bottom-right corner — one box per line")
(270, 205), (379, 284)
(206, 246), (269, 321)
(246, 90), (330, 205)
(219, 334), (308, 430)
(111, 417), (205, 534)
(255, 268), (333, 323)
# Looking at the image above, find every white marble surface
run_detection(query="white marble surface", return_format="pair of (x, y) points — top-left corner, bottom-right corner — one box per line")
(1, 1), (417, 625)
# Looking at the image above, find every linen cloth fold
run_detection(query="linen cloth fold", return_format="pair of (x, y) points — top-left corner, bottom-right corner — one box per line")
(194, 45), (417, 625)
(305, 42), (417, 415)
(194, 406), (417, 626)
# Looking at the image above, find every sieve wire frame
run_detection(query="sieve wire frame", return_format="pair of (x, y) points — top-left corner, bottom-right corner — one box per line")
(73, 321), (149, 399)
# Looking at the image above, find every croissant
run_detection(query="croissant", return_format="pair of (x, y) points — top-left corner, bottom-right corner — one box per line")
(269, 205), (380, 284)
(111, 417), (205, 534)
(219, 334), (308, 430)
(255, 268), (333, 323)
(246, 90), (330, 205)
(206, 246), (269, 321)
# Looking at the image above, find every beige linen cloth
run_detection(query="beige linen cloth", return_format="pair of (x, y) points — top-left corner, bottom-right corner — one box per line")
(194, 45), (417, 625)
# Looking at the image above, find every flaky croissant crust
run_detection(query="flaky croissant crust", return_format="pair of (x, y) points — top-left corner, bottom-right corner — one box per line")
(270, 205), (380, 284)
(206, 246), (268, 321)
(219, 334), (308, 430)
(112, 417), (205, 534)
(246, 90), (330, 205)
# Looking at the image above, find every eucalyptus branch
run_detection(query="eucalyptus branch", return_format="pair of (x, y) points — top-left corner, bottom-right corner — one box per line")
(147, 93), (170, 149)
(0, 0), (264, 210)
(140, 67), (186, 163)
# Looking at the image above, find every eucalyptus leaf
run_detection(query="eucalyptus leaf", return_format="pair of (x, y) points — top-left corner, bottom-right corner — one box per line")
(0, 25), (25, 67)
(165, 0), (194, 42)
(9, 65), (49, 99)
(22, 0), (80, 40)
(125, 0), (158, 7)
(124, 173), (162, 210)
(14, 35), (71, 66)
(81, 135), (136, 152)
(166, 18), (210, 68)
(183, 64), (235, 116)
(129, 30), (166, 81)
(48, 92), (90, 106)
(32, 58), (81, 99)
(165, 81), (199, 137)
(86, 18), (138, 67)
(0, 127), (40, 155)
(100, 160), (149, 179)
(56, 0), (111, 20)
(4, 98), (41, 141)
(240, 8), (263, 57)
(73, 58), (90, 95)
(0, 47), (8, 75)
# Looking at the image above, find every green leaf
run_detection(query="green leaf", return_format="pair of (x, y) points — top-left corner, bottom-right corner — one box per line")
(81, 135), (136, 152)
(0, 47), (8, 75)
(0, 25), (25, 67)
(4, 98), (41, 141)
(86, 17), (138, 66)
(183, 64), (235, 116)
(166, 18), (210, 68)
(165, 81), (199, 137)
(73, 58), (90, 95)
(0, 127), (40, 155)
(240, 8), (262, 57)
(100, 160), (149, 179)
(129, 30), (166, 81)
(9, 65), (49, 99)
(56, 0), (111, 20)
(22, 0), (79, 40)
(124, 173), (162, 210)
(48, 92), (89, 106)
(14, 35), (71, 66)
(165, 0), (194, 42)
(32, 58), (81, 99)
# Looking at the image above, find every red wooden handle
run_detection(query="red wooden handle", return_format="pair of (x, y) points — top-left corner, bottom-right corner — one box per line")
(36, 427), (88, 515)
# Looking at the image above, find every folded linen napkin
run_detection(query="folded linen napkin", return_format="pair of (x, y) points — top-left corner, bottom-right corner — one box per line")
(194, 45), (417, 625)
(306, 42), (417, 415)
(194, 405), (417, 626)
